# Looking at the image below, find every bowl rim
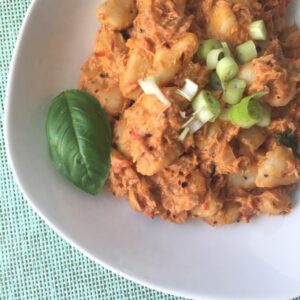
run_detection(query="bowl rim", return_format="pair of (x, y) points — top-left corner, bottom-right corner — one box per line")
(3, 1), (300, 300)
(3, 2), (198, 299)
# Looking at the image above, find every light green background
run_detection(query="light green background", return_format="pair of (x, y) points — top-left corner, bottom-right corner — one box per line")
(0, 1), (299, 300)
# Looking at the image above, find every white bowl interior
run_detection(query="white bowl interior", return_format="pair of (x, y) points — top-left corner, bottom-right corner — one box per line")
(5, 0), (300, 299)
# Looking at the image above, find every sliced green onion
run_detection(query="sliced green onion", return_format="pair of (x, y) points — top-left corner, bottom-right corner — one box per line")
(209, 71), (222, 90)
(195, 109), (215, 124)
(182, 116), (203, 133)
(206, 49), (225, 70)
(187, 118), (203, 133)
(138, 76), (171, 106)
(216, 57), (239, 82)
(180, 90), (221, 134)
(179, 127), (190, 141)
(249, 20), (267, 41)
(257, 104), (271, 127)
(182, 115), (196, 128)
(197, 39), (222, 61)
(223, 78), (247, 104)
(221, 41), (231, 57)
(176, 79), (199, 101)
(236, 40), (257, 64)
(227, 96), (263, 128)
(192, 90), (221, 123)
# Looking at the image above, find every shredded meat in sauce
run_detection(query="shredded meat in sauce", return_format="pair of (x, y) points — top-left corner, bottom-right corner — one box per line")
(79, 0), (300, 226)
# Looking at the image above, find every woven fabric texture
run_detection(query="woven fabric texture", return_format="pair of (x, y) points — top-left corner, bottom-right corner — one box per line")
(0, 1), (183, 299)
(0, 1), (299, 300)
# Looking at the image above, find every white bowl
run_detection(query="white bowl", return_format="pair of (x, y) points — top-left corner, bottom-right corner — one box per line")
(5, 1), (300, 299)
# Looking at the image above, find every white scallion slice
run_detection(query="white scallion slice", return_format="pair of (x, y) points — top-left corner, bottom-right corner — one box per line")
(249, 20), (267, 41)
(179, 127), (190, 141)
(138, 77), (171, 106)
(182, 115), (196, 128)
(187, 118), (203, 133)
(194, 109), (215, 124)
(182, 115), (204, 133)
(176, 79), (199, 101)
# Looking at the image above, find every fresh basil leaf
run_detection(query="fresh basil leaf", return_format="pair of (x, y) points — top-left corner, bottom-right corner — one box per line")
(46, 90), (111, 195)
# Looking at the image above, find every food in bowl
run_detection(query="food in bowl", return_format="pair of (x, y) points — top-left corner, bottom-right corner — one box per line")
(46, 0), (300, 226)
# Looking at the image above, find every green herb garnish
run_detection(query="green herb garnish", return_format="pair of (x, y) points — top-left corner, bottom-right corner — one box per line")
(46, 90), (112, 195)
(274, 129), (300, 158)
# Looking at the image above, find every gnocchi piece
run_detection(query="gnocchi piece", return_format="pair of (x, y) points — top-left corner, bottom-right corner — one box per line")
(208, 1), (239, 40)
(95, 83), (125, 115)
(149, 33), (199, 86)
(97, 0), (137, 30)
(227, 165), (257, 190)
(257, 188), (291, 215)
(119, 42), (153, 99)
(202, 0), (263, 45)
(192, 190), (222, 218)
(256, 145), (299, 188)
(204, 201), (241, 226)
(206, 0), (254, 46)
(238, 127), (267, 152)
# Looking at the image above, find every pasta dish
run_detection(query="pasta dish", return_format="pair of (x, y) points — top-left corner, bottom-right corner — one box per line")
(77, 0), (300, 226)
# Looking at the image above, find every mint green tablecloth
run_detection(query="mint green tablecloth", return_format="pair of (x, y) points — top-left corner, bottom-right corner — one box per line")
(0, 1), (299, 300)
(0, 1), (183, 299)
